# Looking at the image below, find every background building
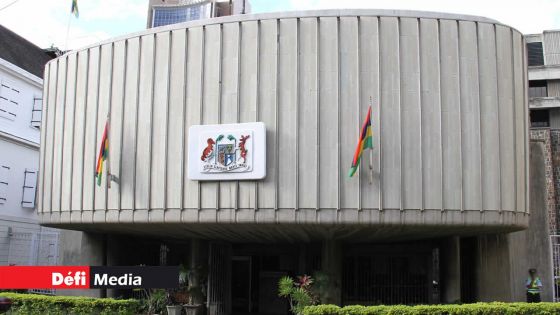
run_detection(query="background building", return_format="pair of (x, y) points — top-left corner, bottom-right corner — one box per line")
(527, 30), (560, 127)
(39, 9), (552, 312)
(526, 29), (560, 302)
(0, 24), (59, 269)
(147, 0), (250, 28)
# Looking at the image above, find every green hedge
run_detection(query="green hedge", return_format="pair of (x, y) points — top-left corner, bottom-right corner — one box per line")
(303, 303), (560, 315)
(0, 292), (140, 315)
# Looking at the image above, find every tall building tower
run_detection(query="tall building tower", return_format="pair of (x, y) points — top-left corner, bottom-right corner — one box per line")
(147, 0), (250, 28)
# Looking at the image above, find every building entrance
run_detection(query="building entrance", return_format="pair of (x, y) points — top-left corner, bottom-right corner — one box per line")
(232, 256), (252, 313)
(230, 244), (319, 315)
(220, 241), (441, 314)
(342, 243), (439, 305)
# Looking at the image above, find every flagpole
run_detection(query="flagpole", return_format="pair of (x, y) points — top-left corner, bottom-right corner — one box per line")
(106, 115), (111, 189)
(64, 11), (72, 52)
(369, 96), (374, 185)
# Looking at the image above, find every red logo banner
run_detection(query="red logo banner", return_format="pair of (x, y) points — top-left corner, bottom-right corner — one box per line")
(0, 266), (90, 289)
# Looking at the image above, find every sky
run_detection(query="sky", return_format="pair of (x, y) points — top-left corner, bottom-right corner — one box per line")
(0, 0), (559, 51)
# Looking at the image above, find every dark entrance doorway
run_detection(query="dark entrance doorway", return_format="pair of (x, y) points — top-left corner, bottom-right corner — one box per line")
(232, 257), (252, 313)
(231, 244), (305, 315)
(342, 243), (439, 305)
(460, 237), (477, 303)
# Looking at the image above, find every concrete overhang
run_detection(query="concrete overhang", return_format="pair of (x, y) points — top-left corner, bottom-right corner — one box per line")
(529, 97), (560, 109)
(39, 210), (529, 243)
(529, 65), (560, 81)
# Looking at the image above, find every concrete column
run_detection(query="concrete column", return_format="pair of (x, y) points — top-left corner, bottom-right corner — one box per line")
(441, 236), (461, 303)
(190, 239), (208, 305)
(106, 235), (122, 298)
(57, 230), (106, 297)
(321, 240), (342, 305)
(475, 234), (513, 302)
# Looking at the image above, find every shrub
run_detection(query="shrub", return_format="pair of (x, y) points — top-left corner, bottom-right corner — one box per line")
(136, 288), (168, 315)
(0, 292), (140, 315)
(279, 275), (316, 315)
(303, 302), (560, 315)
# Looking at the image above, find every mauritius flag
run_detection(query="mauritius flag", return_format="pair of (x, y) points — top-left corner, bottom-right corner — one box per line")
(71, 0), (79, 18)
(348, 106), (373, 177)
(95, 120), (109, 186)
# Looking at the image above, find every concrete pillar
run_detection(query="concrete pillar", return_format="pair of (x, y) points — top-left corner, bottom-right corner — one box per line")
(440, 236), (461, 303)
(190, 239), (208, 305)
(57, 230), (106, 297)
(190, 239), (200, 287)
(321, 240), (342, 305)
(106, 235), (122, 298)
(475, 234), (513, 302)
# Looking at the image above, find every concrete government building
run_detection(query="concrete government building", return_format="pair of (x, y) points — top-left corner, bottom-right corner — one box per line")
(38, 9), (550, 314)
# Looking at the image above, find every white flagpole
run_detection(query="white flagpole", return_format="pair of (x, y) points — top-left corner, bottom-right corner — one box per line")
(64, 10), (72, 52)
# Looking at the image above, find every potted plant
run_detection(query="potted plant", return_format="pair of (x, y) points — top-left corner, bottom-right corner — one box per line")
(183, 264), (207, 315)
(166, 291), (183, 315)
(162, 265), (190, 315)
(138, 288), (167, 315)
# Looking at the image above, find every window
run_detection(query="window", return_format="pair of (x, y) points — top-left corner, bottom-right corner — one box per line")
(21, 169), (37, 208)
(531, 109), (549, 127)
(152, 3), (211, 27)
(0, 165), (9, 204)
(31, 97), (42, 129)
(529, 80), (548, 98)
(0, 80), (19, 121)
(528, 42), (545, 66)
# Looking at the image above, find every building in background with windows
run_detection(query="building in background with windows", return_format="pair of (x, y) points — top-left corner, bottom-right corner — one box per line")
(526, 29), (560, 302)
(147, 0), (250, 28)
(527, 30), (560, 127)
(0, 24), (59, 268)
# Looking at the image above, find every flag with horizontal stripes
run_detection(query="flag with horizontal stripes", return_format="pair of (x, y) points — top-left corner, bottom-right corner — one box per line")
(95, 120), (109, 186)
(71, 0), (79, 18)
(348, 105), (373, 177)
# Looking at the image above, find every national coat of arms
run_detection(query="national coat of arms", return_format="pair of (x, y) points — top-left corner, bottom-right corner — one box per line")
(200, 132), (252, 173)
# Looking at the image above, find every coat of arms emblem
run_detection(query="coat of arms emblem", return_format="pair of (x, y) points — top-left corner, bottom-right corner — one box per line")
(200, 132), (252, 173)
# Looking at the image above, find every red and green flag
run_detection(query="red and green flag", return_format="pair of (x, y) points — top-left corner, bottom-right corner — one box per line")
(95, 120), (109, 186)
(348, 106), (373, 177)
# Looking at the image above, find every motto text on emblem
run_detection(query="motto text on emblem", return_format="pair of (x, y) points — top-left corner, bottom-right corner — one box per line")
(200, 131), (253, 173)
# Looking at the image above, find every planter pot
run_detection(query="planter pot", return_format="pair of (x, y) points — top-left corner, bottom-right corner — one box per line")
(166, 305), (183, 315)
(0, 297), (11, 314)
(172, 291), (190, 304)
(183, 304), (204, 315)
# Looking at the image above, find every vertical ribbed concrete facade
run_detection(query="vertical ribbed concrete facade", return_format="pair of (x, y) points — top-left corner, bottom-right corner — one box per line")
(38, 10), (529, 240)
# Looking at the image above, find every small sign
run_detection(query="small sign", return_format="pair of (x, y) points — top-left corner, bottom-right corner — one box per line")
(188, 122), (266, 180)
